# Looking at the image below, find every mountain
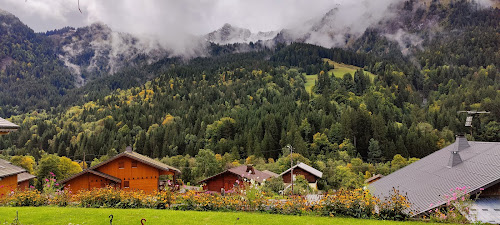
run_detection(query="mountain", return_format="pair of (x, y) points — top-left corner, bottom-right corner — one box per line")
(0, 9), (74, 116)
(46, 23), (169, 87)
(206, 23), (277, 45)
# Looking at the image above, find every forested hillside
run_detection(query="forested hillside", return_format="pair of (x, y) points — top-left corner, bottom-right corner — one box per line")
(0, 0), (499, 189)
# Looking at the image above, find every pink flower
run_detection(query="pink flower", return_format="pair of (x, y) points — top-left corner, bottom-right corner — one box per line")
(430, 203), (433, 207)
(480, 188), (484, 191)
(45, 179), (49, 182)
(461, 196), (465, 201)
(55, 183), (59, 186)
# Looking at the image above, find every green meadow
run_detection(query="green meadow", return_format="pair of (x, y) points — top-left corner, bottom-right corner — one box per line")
(0, 207), (448, 225)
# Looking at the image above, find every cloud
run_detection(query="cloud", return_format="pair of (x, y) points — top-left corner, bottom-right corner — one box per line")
(2, 0), (496, 56)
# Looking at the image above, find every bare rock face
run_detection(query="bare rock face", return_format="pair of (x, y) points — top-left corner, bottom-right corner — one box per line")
(48, 23), (168, 87)
(206, 23), (277, 45)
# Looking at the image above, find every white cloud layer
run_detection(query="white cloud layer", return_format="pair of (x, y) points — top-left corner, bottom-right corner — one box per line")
(0, 0), (496, 55)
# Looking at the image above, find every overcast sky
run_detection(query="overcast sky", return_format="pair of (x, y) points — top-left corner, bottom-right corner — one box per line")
(0, 0), (344, 34)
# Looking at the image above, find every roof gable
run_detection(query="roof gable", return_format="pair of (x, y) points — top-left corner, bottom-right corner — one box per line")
(59, 169), (121, 184)
(0, 159), (26, 178)
(17, 172), (36, 183)
(199, 165), (273, 184)
(0, 117), (19, 132)
(279, 162), (323, 178)
(89, 151), (181, 174)
(369, 137), (500, 216)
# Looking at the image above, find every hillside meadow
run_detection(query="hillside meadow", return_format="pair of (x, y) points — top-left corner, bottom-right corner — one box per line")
(0, 207), (445, 225)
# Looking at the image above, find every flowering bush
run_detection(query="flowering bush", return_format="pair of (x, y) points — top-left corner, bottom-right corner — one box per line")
(378, 188), (411, 221)
(0, 181), (411, 221)
(318, 188), (377, 219)
(6, 189), (47, 206)
(429, 186), (480, 223)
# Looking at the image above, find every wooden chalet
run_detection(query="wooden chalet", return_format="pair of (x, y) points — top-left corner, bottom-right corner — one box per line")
(60, 147), (181, 193)
(199, 165), (273, 192)
(0, 117), (19, 135)
(0, 159), (36, 196)
(280, 162), (323, 190)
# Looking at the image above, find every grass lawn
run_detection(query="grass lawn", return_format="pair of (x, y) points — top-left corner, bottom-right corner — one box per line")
(304, 59), (376, 94)
(0, 207), (445, 225)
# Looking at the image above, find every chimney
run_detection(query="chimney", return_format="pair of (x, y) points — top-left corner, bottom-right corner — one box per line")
(126, 146), (133, 153)
(246, 164), (255, 174)
(448, 135), (469, 168)
(455, 134), (470, 152)
(448, 151), (462, 168)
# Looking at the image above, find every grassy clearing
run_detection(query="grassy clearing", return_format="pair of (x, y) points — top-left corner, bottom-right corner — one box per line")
(303, 59), (376, 94)
(323, 59), (376, 81)
(0, 207), (444, 225)
(304, 74), (318, 94)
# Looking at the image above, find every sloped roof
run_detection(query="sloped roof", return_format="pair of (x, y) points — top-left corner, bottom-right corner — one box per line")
(279, 162), (323, 178)
(90, 151), (181, 174)
(0, 158), (26, 178)
(365, 174), (384, 184)
(17, 172), (36, 183)
(0, 117), (19, 132)
(199, 165), (273, 184)
(369, 136), (500, 216)
(262, 170), (279, 178)
(59, 169), (121, 184)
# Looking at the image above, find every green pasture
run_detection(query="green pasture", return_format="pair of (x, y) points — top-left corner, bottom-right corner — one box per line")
(304, 59), (376, 94)
(0, 207), (447, 225)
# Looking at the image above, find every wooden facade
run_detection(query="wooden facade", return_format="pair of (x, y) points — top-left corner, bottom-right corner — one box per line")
(200, 165), (273, 193)
(282, 167), (318, 183)
(65, 172), (119, 192)
(17, 180), (30, 191)
(0, 174), (17, 197)
(61, 150), (180, 194)
(204, 172), (240, 192)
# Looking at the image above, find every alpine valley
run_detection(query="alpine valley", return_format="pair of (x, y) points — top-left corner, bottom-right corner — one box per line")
(0, 0), (499, 189)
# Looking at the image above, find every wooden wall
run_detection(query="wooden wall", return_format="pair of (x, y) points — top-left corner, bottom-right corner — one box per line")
(204, 172), (240, 192)
(282, 168), (317, 183)
(96, 156), (168, 192)
(482, 182), (500, 197)
(65, 173), (116, 193)
(0, 175), (18, 197)
(18, 180), (30, 191)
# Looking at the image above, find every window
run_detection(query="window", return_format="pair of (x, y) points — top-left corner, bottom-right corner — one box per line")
(124, 181), (129, 188)
(119, 161), (124, 169)
(131, 160), (138, 168)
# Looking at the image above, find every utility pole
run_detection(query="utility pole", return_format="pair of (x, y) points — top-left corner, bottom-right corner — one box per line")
(83, 150), (86, 169)
(287, 144), (294, 195)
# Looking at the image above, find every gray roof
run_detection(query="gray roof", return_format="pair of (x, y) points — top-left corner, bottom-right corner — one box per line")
(0, 117), (19, 132)
(468, 198), (500, 224)
(90, 151), (181, 174)
(199, 165), (273, 184)
(369, 136), (500, 216)
(262, 170), (279, 178)
(17, 172), (36, 183)
(279, 162), (323, 178)
(0, 158), (26, 178)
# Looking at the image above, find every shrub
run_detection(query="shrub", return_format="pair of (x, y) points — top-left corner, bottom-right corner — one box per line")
(378, 188), (411, 221)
